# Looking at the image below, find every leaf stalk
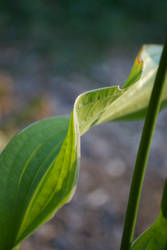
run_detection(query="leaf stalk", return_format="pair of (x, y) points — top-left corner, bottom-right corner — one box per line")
(120, 38), (167, 250)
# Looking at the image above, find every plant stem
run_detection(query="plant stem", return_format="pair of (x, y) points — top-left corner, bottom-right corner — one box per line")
(120, 38), (167, 250)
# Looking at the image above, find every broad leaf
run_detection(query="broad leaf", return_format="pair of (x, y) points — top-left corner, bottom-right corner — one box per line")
(0, 117), (72, 249)
(0, 44), (167, 250)
(130, 180), (167, 250)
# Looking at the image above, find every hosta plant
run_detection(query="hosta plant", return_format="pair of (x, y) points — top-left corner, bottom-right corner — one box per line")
(0, 40), (167, 250)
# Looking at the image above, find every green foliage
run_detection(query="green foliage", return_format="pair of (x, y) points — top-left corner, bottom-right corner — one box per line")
(1, 0), (166, 40)
(0, 44), (167, 250)
(0, 117), (71, 249)
(120, 39), (167, 250)
(131, 181), (167, 250)
(0, 0), (166, 75)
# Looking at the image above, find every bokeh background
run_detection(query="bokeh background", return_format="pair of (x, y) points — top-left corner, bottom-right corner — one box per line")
(0, 1), (167, 249)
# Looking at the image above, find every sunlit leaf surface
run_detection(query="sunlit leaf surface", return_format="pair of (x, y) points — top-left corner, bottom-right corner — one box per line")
(0, 45), (166, 250)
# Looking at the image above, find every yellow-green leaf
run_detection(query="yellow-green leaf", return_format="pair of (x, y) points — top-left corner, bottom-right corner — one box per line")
(0, 44), (166, 250)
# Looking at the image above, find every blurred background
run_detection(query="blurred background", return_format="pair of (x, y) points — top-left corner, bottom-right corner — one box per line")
(0, 1), (167, 249)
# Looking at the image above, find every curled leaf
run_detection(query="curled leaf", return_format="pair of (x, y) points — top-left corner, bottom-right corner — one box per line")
(0, 45), (166, 249)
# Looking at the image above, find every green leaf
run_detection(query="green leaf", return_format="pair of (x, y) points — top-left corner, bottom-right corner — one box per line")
(0, 44), (167, 249)
(123, 47), (143, 88)
(130, 180), (167, 250)
(12, 246), (20, 250)
(0, 116), (75, 249)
